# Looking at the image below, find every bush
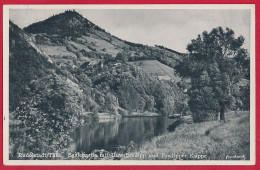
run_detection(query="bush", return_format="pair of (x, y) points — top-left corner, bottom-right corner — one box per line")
(115, 52), (128, 63)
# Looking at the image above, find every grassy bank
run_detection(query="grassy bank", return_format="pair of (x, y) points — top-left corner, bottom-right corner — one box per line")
(125, 111), (250, 160)
(97, 112), (160, 122)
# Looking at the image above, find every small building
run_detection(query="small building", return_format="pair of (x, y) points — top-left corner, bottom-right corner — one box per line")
(72, 65), (78, 69)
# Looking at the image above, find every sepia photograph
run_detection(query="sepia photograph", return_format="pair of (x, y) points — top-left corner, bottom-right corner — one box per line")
(3, 4), (255, 165)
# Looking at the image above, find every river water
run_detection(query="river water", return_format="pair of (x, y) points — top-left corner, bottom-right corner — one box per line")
(70, 117), (174, 153)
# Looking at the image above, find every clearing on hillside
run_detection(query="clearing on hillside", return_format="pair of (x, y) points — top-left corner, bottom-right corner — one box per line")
(132, 60), (181, 82)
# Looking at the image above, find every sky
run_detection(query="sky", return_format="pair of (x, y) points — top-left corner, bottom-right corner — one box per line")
(9, 8), (251, 53)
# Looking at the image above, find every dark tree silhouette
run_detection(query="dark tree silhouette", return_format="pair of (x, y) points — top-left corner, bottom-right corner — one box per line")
(176, 27), (248, 122)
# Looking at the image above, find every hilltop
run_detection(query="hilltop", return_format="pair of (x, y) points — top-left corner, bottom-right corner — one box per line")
(24, 10), (105, 36)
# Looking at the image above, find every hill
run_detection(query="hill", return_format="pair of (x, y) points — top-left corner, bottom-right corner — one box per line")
(23, 10), (183, 65)
(11, 10), (188, 119)
(24, 10), (104, 36)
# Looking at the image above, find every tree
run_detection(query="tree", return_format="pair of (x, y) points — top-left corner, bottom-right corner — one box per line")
(176, 27), (248, 122)
(115, 52), (128, 63)
(240, 85), (250, 110)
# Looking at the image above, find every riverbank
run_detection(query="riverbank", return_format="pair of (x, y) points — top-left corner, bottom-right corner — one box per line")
(124, 111), (250, 160)
(97, 113), (121, 123)
(98, 111), (161, 122)
(125, 111), (160, 117)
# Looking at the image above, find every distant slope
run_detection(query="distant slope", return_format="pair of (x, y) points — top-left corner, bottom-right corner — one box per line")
(132, 60), (181, 82)
(23, 10), (184, 68)
(24, 10), (129, 58)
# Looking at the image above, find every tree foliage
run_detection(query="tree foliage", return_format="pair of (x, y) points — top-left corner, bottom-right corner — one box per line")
(115, 52), (128, 63)
(91, 64), (186, 116)
(175, 27), (249, 122)
(10, 74), (97, 159)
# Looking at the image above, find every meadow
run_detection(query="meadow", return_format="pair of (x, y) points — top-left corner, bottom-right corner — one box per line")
(124, 111), (250, 160)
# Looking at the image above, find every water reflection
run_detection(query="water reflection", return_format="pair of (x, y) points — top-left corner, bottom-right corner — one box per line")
(71, 117), (169, 153)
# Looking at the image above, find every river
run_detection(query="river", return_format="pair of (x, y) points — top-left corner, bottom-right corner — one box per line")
(70, 117), (175, 153)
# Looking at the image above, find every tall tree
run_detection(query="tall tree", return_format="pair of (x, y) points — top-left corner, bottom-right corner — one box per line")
(176, 27), (248, 122)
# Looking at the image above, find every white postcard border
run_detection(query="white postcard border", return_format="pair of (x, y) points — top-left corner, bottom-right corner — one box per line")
(2, 4), (256, 166)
